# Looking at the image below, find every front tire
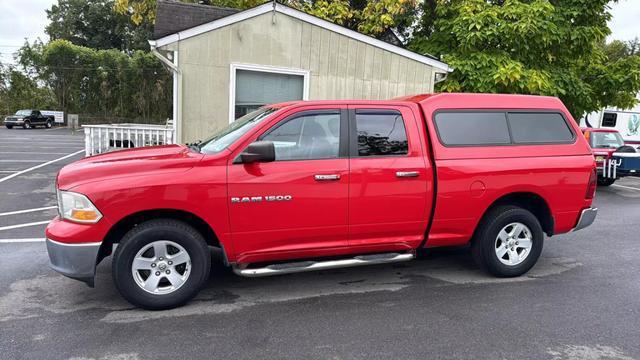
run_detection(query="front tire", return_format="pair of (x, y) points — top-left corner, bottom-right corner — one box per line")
(112, 219), (211, 310)
(45, 119), (53, 128)
(471, 205), (544, 277)
(23, 120), (31, 129)
(5, 125), (12, 129)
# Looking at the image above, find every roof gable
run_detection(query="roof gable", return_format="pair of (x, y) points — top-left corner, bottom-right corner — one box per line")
(150, 2), (452, 72)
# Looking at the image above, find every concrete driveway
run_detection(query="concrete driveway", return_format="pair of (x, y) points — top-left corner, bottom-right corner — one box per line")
(1, 126), (639, 360)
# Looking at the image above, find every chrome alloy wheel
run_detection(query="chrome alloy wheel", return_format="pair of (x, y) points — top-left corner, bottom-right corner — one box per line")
(131, 240), (192, 295)
(494, 222), (533, 266)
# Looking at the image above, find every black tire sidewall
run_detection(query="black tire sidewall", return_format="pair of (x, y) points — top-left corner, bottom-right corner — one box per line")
(23, 121), (30, 129)
(475, 206), (544, 277)
(112, 220), (210, 310)
(598, 177), (615, 186)
(46, 120), (52, 128)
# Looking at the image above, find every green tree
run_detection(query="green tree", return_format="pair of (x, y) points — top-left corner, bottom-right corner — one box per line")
(47, 0), (153, 52)
(603, 38), (640, 61)
(115, 0), (415, 36)
(16, 39), (171, 122)
(0, 65), (57, 116)
(409, 0), (640, 117)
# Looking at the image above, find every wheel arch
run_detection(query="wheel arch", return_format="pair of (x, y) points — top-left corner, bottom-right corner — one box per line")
(475, 192), (554, 239)
(97, 208), (221, 264)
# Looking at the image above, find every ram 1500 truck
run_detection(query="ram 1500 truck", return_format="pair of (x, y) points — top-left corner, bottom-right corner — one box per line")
(47, 93), (598, 309)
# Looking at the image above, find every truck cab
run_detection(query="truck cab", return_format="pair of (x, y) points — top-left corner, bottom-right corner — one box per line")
(46, 93), (597, 309)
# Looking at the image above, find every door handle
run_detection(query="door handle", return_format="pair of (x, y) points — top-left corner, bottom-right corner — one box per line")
(315, 174), (341, 181)
(396, 171), (419, 178)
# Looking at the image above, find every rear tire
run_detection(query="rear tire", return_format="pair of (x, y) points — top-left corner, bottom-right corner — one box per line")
(597, 177), (616, 186)
(471, 205), (544, 277)
(112, 219), (211, 310)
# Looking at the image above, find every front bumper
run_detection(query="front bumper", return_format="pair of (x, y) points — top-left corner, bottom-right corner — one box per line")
(572, 207), (598, 232)
(4, 120), (24, 125)
(46, 238), (101, 287)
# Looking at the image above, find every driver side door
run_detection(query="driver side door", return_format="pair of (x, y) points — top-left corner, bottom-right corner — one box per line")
(227, 106), (349, 263)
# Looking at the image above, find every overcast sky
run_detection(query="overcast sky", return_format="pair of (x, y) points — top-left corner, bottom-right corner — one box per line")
(0, 0), (639, 66)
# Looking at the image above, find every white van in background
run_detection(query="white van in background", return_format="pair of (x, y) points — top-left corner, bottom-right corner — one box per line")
(581, 97), (640, 147)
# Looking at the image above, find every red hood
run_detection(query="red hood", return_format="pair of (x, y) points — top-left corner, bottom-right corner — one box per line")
(57, 145), (204, 190)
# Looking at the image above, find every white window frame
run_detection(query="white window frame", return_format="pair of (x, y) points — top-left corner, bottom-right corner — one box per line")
(229, 63), (310, 124)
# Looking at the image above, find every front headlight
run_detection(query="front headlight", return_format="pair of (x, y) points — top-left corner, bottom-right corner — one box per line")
(57, 190), (103, 223)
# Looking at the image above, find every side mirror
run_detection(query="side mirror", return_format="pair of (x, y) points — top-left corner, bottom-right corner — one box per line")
(239, 141), (276, 164)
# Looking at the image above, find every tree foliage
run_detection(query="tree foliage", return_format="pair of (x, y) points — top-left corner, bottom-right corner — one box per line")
(115, 0), (415, 36)
(0, 65), (57, 116)
(46, 0), (153, 52)
(409, 0), (640, 117)
(14, 39), (171, 122)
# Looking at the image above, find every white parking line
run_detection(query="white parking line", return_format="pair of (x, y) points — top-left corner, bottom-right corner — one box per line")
(0, 206), (57, 217)
(0, 146), (84, 149)
(0, 220), (50, 231)
(612, 184), (640, 191)
(0, 141), (84, 145)
(0, 160), (49, 163)
(0, 238), (46, 243)
(0, 152), (72, 155)
(0, 149), (84, 183)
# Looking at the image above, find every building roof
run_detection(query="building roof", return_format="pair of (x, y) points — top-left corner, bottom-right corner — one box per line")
(151, 1), (452, 72)
(153, 0), (240, 40)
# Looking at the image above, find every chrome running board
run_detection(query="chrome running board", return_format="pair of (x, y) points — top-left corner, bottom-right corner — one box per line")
(232, 252), (415, 277)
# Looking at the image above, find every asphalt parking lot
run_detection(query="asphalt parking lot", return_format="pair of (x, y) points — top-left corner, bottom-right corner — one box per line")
(1, 126), (640, 360)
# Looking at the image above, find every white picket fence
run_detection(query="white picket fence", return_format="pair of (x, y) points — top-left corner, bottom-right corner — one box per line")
(83, 123), (175, 156)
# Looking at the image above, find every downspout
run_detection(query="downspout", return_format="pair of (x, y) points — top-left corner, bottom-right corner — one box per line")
(433, 71), (448, 85)
(149, 39), (182, 143)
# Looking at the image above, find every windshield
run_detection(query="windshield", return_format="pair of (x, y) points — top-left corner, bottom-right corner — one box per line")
(15, 110), (31, 116)
(199, 107), (277, 154)
(591, 131), (624, 149)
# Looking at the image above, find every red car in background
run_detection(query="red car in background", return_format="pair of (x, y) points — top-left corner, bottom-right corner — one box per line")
(582, 127), (638, 186)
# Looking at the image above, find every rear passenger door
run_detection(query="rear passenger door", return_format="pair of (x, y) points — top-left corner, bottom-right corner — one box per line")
(347, 106), (433, 248)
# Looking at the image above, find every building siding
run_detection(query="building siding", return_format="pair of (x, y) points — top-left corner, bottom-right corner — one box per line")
(162, 12), (435, 143)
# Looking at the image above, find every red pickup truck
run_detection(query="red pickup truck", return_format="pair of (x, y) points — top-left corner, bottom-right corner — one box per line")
(47, 93), (597, 309)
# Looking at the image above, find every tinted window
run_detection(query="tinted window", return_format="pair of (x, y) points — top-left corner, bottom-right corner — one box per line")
(602, 112), (617, 127)
(356, 111), (408, 156)
(434, 112), (510, 146)
(262, 112), (340, 161)
(508, 113), (574, 143)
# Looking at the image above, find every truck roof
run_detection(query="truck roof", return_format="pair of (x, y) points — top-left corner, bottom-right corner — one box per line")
(269, 93), (567, 110)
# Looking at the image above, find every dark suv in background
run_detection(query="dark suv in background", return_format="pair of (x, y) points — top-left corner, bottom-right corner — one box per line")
(4, 109), (55, 129)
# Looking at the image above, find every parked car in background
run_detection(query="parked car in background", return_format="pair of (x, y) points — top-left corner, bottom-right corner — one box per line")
(582, 127), (640, 186)
(46, 93), (597, 310)
(581, 99), (640, 148)
(4, 109), (55, 129)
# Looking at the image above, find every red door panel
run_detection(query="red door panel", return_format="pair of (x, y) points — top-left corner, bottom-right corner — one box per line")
(228, 160), (349, 258)
(348, 105), (433, 248)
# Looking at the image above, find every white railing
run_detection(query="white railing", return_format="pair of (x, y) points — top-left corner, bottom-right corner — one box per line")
(83, 123), (175, 156)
